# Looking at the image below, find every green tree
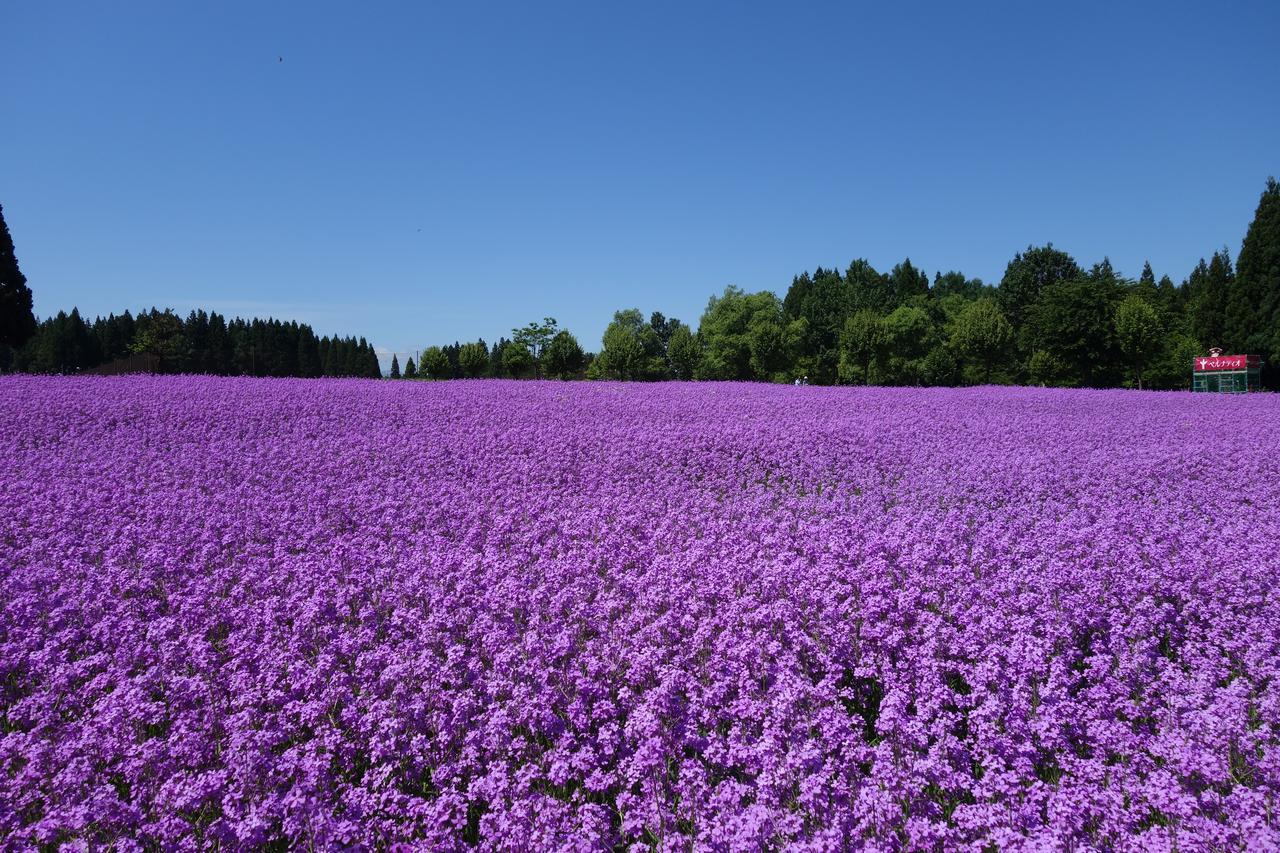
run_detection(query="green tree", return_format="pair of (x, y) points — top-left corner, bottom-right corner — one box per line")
(747, 308), (801, 383)
(696, 287), (790, 380)
(667, 323), (702, 380)
(512, 317), (558, 378)
(593, 309), (666, 380)
(837, 309), (886, 385)
(421, 345), (452, 380)
(1023, 261), (1125, 387)
(458, 341), (489, 378)
(1136, 261), (1158, 302)
(783, 267), (850, 383)
(846, 259), (891, 314)
(949, 298), (1013, 383)
(933, 271), (990, 300)
(403, 356), (417, 378)
(998, 244), (1082, 341)
(877, 305), (938, 385)
(1227, 177), (1280, 384)
(500, 341), (534, 378)
(389, 354), (401, 379)
(296, 325), (321, 378)
(1114, 294), (1163, 389)
(0, 204), (36, 369)
(543, 330), (585, 379)
(1146, 332), (1200, 390)
(131, 309), (190, 371)
(888, 258), (929, 306)
(1187, 251), (1232, 350)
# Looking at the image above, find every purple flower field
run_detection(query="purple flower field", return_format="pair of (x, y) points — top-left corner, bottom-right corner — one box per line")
(2, 376), (1279, 850)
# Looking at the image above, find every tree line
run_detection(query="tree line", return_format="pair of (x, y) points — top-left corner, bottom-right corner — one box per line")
(4, 305), (381, 378)
(4, 177), (1278, 388)
(398, 177), (1279, 390)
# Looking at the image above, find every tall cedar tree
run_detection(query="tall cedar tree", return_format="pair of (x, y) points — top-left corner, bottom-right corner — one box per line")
(0, 204), (37, 362)
(1226, 177), (1280, 384)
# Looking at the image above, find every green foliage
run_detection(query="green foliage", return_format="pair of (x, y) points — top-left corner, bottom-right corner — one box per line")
(1023, 261), (1125, 387)
(511, 317), (558, 378)
(697, 287), (790, 381)
(999, 244), (1082, 339)
(131, 310), (191, 369)
(543, 330), (586, 379)
(666, 323), (701, 380)
(837, 309), (886, 385)
(876, 305), (938, 385)
(1026, 349), (1072, 387)
(421, 345), (453, 380)
(458, 342), (488, 378)
(933, 271), (991, 300)
(389, 354), (401, 379)
(595, 309), (663, 380)
(846, 259), (891, 315)
(0, 203), (36, 358)
(1228, 176), (1280, 381)
(1187, 251), (1233, 350)
(1114, 294), (1163, 389)
(888, 258), (929, 306)
(950, 298), (1013, 384)
(1146, 332), (1200, 391)
(403, 356), (417, 379)
(14, 306), (379, 377)
(783, 267), (850, 383)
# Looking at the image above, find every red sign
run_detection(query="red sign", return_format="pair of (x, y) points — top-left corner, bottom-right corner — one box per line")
(1192, 354), (1257, 372)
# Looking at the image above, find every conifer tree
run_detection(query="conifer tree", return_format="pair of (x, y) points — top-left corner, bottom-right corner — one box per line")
(1227, 177), (1280, 380)
(389, 354), (401, 378)
(0, 204), (36, 366)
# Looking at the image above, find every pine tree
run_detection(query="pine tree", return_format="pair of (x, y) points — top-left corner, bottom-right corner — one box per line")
(403, 356), (417, 378)
(0, 204), (37, 366)
(389, 354), (401, 378)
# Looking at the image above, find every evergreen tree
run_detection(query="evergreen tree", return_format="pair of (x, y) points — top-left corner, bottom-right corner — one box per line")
(784, 267), (848, 384)
(888, 258), (929, 306)
(296, 325), (321, 378)
(846, 259), (891, 315)
(1187, 251), (1233, 350)
(389, 354), (401, 378)
(403, 356), (417, 378)
(1227, 177), (1280, 383)
(1136, 261), (1158, 302)
(0, 203), (36, 367)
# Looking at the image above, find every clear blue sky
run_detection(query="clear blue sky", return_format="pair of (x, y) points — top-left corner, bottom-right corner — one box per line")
(5, 1), (1278, 370)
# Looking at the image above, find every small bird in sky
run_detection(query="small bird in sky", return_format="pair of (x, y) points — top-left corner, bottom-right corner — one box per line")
(278, 56), (283, 63)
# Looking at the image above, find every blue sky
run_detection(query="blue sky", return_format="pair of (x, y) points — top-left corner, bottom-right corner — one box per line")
(5, 1), (1278, 369)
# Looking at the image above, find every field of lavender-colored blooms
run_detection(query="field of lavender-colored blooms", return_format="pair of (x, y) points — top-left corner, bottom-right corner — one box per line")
(2, 376), (1279, 850)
